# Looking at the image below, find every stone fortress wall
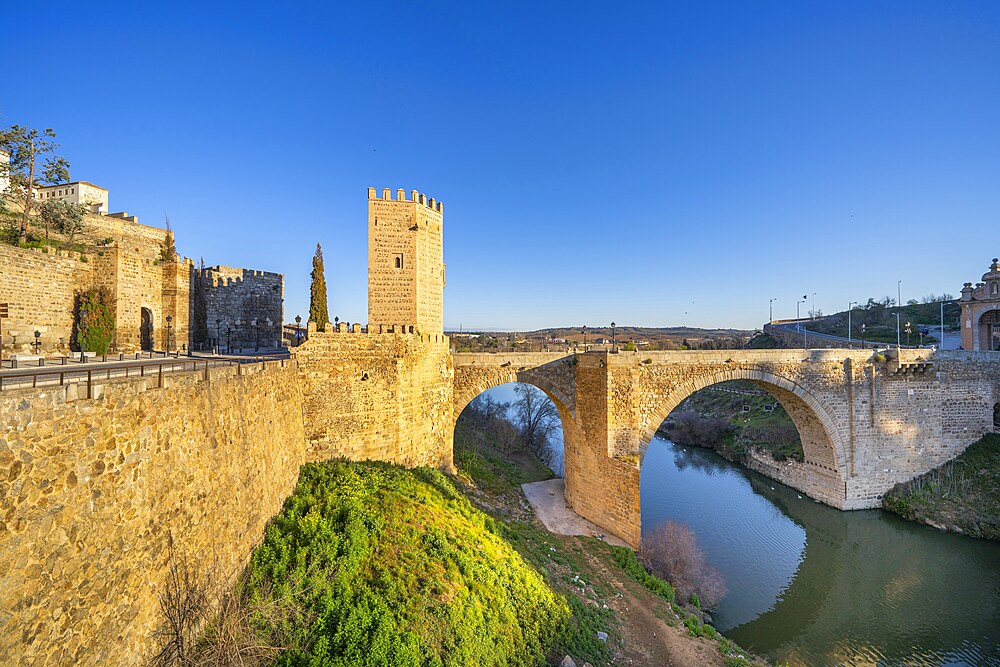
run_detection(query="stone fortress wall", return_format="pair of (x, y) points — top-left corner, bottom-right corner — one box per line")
(197, 265), (284, 350)
(0, 361), (306, 666)
(0, 211), (281, 354)
(294, 328), (453, 469)
(0, 244), (94, 351)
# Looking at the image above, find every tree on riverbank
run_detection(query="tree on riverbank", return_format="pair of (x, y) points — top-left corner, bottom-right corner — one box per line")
(641, 521), (727, 609)
(461, 385), (561, 470)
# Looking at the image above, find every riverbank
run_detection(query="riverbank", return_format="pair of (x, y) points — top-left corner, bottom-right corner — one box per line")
(453, 421), (773, 666)
(882, 433), (1000, 540)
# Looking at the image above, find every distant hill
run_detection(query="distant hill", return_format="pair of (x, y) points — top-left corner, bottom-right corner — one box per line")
(447, 326), (755, 352)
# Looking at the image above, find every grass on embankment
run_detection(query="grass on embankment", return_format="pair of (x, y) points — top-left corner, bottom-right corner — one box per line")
(197, 422), (775, 666)
(240, 460), (568, 666)
(883, 433), (1000, 540)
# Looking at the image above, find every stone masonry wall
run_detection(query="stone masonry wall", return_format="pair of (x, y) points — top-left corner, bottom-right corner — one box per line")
(0, 244), (94, 353)
(0, 362), (306, 666)
(294, 330), (454, 469)
(198, 265), (284, 350)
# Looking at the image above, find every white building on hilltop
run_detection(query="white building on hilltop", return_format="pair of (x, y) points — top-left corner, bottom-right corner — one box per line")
(32, 181), (109, 214)
(0, 148), (109, 214)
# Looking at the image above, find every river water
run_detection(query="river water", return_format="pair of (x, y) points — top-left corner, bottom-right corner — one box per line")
(641, 435), (1000, 667)
(478, 383), (1000, 665)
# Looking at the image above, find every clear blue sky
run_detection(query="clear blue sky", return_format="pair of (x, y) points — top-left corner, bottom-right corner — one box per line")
(4, 2), (999, 331)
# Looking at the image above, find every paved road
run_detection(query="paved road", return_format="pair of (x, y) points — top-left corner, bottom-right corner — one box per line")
(769, 321), (959, 349)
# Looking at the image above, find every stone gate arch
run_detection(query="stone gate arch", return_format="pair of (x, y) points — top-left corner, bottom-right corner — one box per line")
(637, 367), (848, 482)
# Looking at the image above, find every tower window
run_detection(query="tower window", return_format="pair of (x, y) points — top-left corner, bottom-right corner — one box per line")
(394, 254), (403, 269)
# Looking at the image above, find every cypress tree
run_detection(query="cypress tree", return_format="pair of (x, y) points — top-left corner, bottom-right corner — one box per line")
(309, 243), (329, 330)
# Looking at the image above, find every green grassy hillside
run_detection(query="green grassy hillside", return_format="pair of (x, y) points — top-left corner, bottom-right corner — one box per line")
(242, 460), (569, 666)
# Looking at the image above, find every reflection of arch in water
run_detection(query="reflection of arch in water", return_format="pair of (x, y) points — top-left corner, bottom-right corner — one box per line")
(638, 368), (847, 482)
(140, 307), (154, 351)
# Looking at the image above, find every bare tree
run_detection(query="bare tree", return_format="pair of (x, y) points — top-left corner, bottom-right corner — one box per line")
(641, 521), (727, 609)
(512, 383), (560, 460)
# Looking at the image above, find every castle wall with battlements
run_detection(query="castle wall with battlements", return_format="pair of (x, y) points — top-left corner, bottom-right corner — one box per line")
(367, 188), (445, 334)
(0, 211), (278, 354)
(0, 361), (306, 665)
(197, 265), (284, 350)
(293, 328), (454, 469)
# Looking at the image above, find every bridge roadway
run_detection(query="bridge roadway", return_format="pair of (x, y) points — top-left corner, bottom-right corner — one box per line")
(453, 347), (1000, 547)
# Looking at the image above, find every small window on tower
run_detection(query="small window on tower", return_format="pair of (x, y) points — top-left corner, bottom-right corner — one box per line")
(394, 254), (403, 269)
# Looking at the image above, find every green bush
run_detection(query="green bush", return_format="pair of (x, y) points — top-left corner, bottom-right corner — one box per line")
(243, 460), (569, 666)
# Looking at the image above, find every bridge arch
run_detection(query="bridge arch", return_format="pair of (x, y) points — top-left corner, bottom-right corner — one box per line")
(637, 367), (848, 481)
(453, 365), (576, 422)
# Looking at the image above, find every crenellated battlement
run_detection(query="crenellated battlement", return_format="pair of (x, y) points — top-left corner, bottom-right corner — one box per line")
(367, 186), (443, 213)
(305, 322), (448, 345)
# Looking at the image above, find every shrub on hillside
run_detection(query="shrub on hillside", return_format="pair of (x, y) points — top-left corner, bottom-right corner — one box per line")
(664, 410), (733, 449)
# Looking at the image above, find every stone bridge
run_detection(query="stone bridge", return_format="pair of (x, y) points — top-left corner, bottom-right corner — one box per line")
(453, 348), (1000, 547)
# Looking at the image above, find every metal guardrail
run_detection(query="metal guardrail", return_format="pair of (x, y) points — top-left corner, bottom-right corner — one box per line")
(0, 355), (288, 396)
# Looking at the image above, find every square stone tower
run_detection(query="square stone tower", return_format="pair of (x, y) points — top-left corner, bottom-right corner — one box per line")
(367, 187), (445, 333)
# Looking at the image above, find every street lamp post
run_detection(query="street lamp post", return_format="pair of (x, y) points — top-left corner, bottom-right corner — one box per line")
(897, 280), (902, 346)
(905, 321), (912, 346)
(796, 295), (807, 348)
(227, 327), (232, 353)
(33, 330), (41, 355)
(295, 315), (303, 347)
(79, 309), (88, 362)
(940, 301), (946, 350)
(861, 323), (866, 347)
(611, 321), (617, 353)
(847, 301), (858, 347)
(769, 297), (778, 323)
(582, 325), (587, 352)
(811, 293), (817, 320)
(166, 315), (173, 355)
(215, 318), (222, 353)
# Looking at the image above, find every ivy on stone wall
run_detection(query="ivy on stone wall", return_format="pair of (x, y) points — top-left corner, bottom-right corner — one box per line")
(74, 286), (115, 354)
